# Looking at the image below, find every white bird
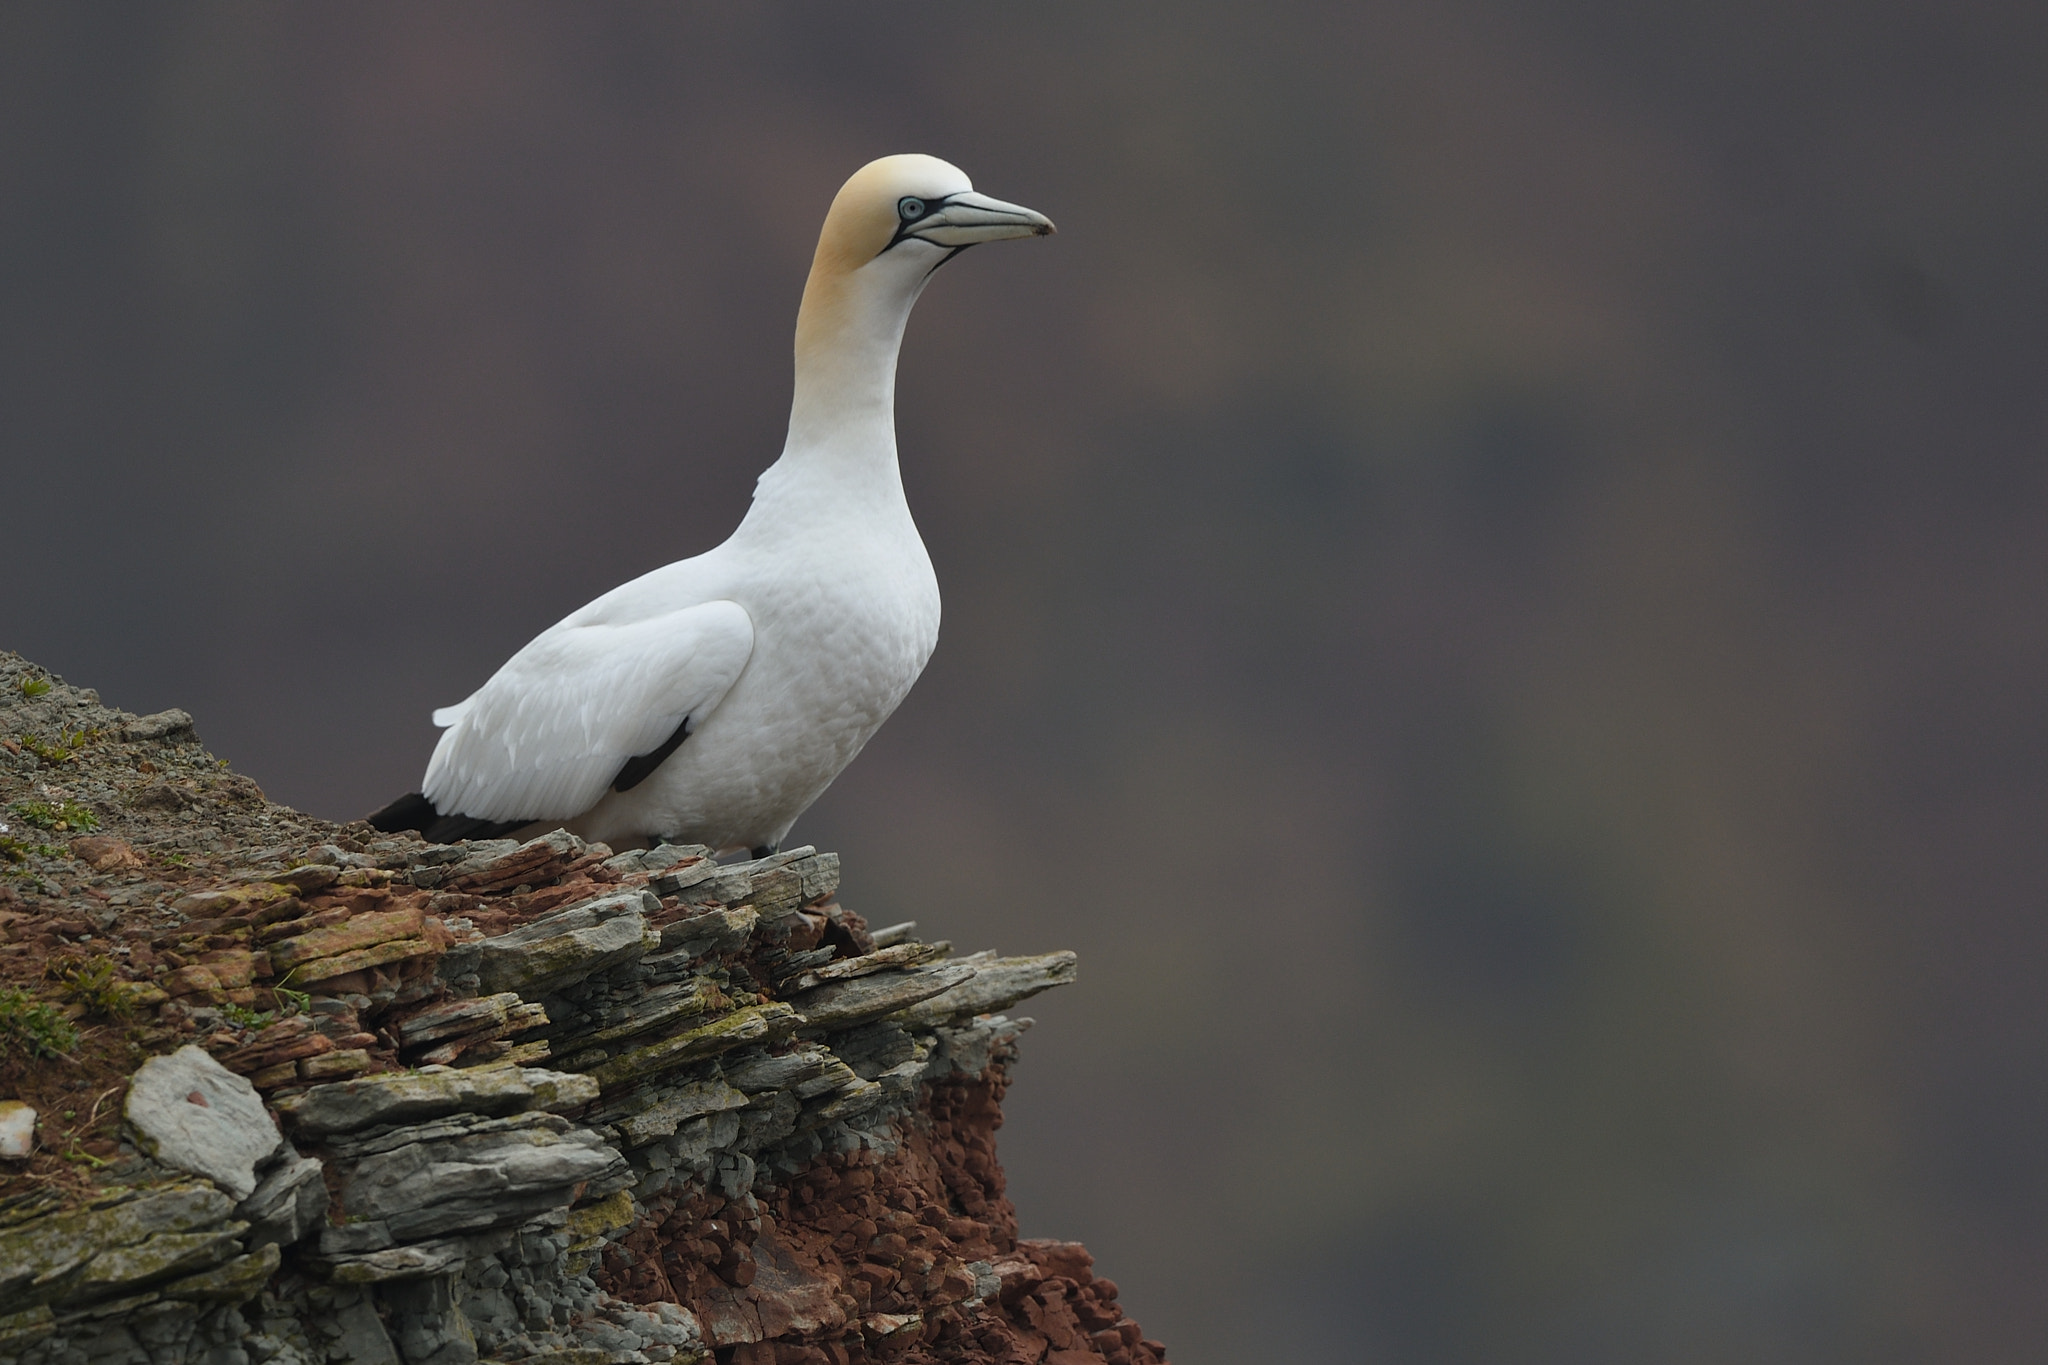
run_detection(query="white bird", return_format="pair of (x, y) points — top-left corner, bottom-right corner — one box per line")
(367, 154), (1054, 856)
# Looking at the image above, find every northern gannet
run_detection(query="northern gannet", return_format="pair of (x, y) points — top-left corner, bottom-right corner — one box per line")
(367, 154), (1054, 856)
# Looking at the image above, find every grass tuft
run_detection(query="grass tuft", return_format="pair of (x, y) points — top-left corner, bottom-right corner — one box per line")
(49, 957), (135, 1020)
(9, 800), (99, 833)
(0, 986), (80, 1059)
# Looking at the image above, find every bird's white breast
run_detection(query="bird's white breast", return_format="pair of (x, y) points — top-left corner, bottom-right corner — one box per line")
(568, 513), (939, 851)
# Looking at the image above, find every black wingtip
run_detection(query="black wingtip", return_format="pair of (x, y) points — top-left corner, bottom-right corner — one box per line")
(365, 791), (437, 834)
(612, 715), (692, 794)
(364, 792), (534, 844)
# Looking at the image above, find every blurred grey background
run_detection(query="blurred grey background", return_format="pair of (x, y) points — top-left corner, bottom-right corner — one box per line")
(6, 4), (2048, 1361)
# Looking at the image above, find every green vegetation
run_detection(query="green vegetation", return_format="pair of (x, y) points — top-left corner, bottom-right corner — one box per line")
(19, 676), (50, 698)
(219, 1002), (274, 1030)
(18, 727), (104, 766)
(0, 986), (79, 1059)
(9, 799), (99, 833)
(49, 956), (135, 1020)
(0, 833), (65, 869)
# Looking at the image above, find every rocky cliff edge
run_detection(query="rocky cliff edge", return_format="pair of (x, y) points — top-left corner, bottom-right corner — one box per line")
(0, 652), (1165, 1365)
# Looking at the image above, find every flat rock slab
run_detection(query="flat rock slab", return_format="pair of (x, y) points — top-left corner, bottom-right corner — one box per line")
(275, 1064), (600, 1138)
(125, 1044), (282, 1199)
(342, 1121), (627, 1242)
(616, 1078), (751, 1147)
(0, 1182), (233, 1307)
(790, 962), (979, 1032)
(890, 951), (1078, 1027)
(475, 889), (661, 997)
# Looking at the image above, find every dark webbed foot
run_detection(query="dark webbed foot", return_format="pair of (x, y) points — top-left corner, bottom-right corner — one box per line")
(749, 844), (779, 860)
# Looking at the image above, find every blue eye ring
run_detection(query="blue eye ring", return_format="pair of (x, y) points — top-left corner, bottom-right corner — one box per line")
(898, 197), (927, 221)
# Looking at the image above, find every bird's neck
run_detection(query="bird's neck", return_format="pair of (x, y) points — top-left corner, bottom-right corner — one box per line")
(766, 265), (926, 502)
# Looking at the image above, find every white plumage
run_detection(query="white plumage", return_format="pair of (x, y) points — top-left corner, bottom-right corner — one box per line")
(372, 154), (1053, 854)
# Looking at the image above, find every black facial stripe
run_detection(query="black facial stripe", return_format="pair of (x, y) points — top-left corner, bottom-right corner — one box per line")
(924, 245), (970, 277)
(878, 193), (958, 256)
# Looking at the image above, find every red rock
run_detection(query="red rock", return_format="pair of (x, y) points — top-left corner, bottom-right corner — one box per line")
(298, 1047), (371, 1080)
(1024, 1238), (1095, 1283)
(268, 906), (424, 971)
(250, 1060), (299, 1088)
(161, 964), (224, 999)
(69, 835), (142, 871)
(221, 1033), (334, 1075)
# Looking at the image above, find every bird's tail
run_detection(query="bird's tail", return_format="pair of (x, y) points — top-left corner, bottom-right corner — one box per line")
(364, 792), (531, 844)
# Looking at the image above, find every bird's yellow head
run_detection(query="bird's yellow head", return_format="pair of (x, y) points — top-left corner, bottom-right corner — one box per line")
(812, 153), (1054, 276)
(797, 155), (1054, 363)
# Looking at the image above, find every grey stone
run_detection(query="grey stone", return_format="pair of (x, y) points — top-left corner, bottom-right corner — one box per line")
(655, 906), (757, 956)
(124, 1046), (282, 1200)
(159, 1243), (282, 1303)
(647, 842), (713, 868)
(788, 962), (978, 1032)
(810, 1078), (887, 1122)
(121, 708), (195, 741)
(832, 1023), (920, 1080)
(275, 1065), (600, 1138)
(395, 994), (526, 1047)
(691, 868), (755, 906)
(781, 940), (950, 991)
(0, 1183), (234, 1306)
(342, 1124), (626, 1242)
(324, 1287), (402, 1363)
(868, 921), (919, 948)
(384, 1275), (478, 1365)
(236, 1151), (327, 1249)
(793, 850), (840, 905)
(888, 950), (1078, 1027)
(438, 830), (583, 888)
(666, 1110), (742, 1171)
(428, 840), (520, 880)
(317, 1237), (471, 1284)
(586, 1003), (801, 1089)
(0, 1304), (54, 1351)
(474, 891), (661, 996)
(70, 1221), (248, 1302)
(646, 858), (723, 897)
(615, 1080), (751, 1147)
(740, 867), (803, 920)
(723, 846), (815, 877)
(576, 979), (724, 1049)
(327, 1110), (569, 1161)
(723, 1044), (863, 1102)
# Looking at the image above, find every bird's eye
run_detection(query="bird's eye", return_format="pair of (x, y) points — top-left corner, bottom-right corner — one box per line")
(898, 197), (926, 221)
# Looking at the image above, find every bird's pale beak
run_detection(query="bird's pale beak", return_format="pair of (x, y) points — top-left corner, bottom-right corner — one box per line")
(910, 191), (1056, 246)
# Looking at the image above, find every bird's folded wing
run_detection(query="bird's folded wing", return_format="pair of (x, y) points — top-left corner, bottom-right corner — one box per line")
(421, 598), (755, 822)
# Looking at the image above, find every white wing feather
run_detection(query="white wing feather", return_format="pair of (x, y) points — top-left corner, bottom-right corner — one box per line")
(422, 598), (755, 822)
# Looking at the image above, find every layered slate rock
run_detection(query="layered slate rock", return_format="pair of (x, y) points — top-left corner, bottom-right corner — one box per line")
(0, 653), (1168, 1365)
